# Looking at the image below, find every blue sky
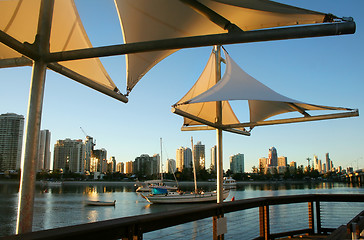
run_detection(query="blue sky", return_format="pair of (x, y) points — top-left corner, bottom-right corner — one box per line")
(1, 0), (363, 172)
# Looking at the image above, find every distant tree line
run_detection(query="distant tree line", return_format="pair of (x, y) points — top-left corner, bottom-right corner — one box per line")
(0, 166), (344, 182)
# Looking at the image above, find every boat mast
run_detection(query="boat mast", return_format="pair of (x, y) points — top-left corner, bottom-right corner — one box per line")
(214, 45), (224, 204)
(160, 137), (163, 182)
(191, 136), (198, 194)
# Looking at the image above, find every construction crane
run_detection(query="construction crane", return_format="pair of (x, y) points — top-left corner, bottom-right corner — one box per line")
(80, 127), (89, 137)
(80, 127), (96, 145)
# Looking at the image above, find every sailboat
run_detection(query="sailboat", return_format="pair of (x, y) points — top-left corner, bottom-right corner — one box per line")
(140, 137), (230, 204)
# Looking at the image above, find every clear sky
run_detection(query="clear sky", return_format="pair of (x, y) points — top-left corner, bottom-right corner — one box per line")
(1, 0), (363, 172)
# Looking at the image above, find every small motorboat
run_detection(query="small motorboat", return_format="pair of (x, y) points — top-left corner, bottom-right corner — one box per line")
(223, 177), (237, 189)
(85, 200), (116, 206)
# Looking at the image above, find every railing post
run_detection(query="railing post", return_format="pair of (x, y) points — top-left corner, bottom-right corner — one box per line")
(308, 201), (315, 234)
(259, 204), (270, 240)
(259, 206), (265, 239)
(213, 206), (226, 240)
(351, 222), (359, 240)
(122, 224), (143, 240)
(213, 215), (224, 240)
(316, 201), (322, 234)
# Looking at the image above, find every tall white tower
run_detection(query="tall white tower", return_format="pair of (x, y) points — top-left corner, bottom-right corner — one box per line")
(0, 113), (24, 171)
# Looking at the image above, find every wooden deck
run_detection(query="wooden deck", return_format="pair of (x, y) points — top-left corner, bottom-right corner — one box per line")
(278, 235), (328, 240)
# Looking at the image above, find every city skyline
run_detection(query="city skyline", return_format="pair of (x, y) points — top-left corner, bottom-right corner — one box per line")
(0, 114), (361, 173)
(0, 0), (363, 173)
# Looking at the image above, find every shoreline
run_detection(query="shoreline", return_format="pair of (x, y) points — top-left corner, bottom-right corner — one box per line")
(0, 179), (344, 186)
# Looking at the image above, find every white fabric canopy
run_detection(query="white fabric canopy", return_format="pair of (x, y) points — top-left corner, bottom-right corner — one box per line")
(177, 48), (352, 124)
(115, 0), (328, 93)
(175, 51), (245, 130)
(0, 0), (116, 91)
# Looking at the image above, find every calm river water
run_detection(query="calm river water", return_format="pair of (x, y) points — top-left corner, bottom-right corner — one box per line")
(0, 181), (363, 238)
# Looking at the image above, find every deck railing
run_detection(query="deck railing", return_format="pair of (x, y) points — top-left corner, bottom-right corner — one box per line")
(2, 194), (364, 240)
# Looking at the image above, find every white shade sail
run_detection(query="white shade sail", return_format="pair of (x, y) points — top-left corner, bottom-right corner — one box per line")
(174, 51), (245, 131)
(0, 0), (117, 91)
(115, 0), (328, 93)
(174, 48), (355, 130)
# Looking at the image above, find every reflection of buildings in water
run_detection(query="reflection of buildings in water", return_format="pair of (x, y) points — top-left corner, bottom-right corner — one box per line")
(34, 192), (54, 231)
(87, 210), (99, 222)
(85, 186), (98, 197)
(80, 184), (135, 194)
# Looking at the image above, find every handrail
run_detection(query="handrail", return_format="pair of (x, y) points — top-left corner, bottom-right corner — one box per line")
(1, 194), (364, 240)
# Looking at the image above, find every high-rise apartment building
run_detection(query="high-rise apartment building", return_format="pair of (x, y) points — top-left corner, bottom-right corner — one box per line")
(277, 156), (287, 174)
(116, 162), (124, 173)
(176, 147), (192, 171)
(125, 161), (133, 174)
(289, 161), (297, 168)
(230, 153), (244, 173)
(268, 147), (278, 167)
(318, 159), (322, 173)
(133, 154), (159, 176)
(176, 147), (184, 171)
(107, 156), (116, 173)
(53, 139), (84, 173)
(37, 129), (51, 172)
(194, 141), (205, 170)
(166, 159), (176, 173)
(259, 157), (268, 171)
(184, 147), (192, 169)
(325, 153), (331, 172)
(277, 156), (287, 167)
(211, 145), (217, 172)
(152, 154), (160, 175)
(313, 155), (319, 170)
(93, 148), (107, 173)
(0, 113), (24, 171)
(83, 136), (95, 173)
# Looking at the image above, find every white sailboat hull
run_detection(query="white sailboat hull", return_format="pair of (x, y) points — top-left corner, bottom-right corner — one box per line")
(141, 190), (229, 204)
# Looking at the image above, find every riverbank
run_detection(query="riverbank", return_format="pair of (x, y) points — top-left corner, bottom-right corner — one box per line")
(0, 179), (344, 186)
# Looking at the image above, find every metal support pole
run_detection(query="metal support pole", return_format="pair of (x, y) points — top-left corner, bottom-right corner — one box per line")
(16, 0), (54, 234)
(214, 45), (223, 204)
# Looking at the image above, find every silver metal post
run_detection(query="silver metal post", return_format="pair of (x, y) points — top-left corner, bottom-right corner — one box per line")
(16, 0), (54, 234)
(214, 45), (223, 204)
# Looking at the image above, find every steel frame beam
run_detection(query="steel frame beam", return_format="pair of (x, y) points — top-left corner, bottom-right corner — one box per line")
(224, 110), (359, 129)
(42, 21), (355, 63)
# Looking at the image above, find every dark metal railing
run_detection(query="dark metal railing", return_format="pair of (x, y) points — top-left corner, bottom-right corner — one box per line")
(1, 194), (364, 240)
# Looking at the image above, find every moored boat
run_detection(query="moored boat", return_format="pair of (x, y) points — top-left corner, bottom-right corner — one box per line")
(135, 180), (178, 192)
(223, 177), (237, 188)
(85, 200), (116, 206)
(41, 180), (63, 187)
